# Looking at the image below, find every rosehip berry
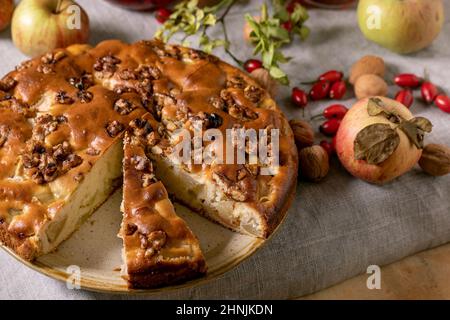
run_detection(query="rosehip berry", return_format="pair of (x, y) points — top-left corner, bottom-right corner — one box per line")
(155, 8), (172, 24)
(323, 104), (348, 119)
(320, 118), (341, 137)
(320, 140), (334, 157)
(318, 70), (343, 83)
(394, 73), (422, 88)
(243, 59), (263, 73)
(291, 87), (308, 108)
(435, 94), (450, 113)
(395, 89), (414, 109)
(310, 81), (331, 101)
(281, 21), (293, 32)
(331, 135), (337, 152)
(329, 80), (346, 100)
(421, 81), (439, 104)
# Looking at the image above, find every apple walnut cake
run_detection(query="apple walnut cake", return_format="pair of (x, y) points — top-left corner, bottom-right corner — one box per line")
(0, 39), (298, 288)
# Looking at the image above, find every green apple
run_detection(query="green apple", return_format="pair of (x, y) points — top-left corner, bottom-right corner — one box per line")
(357, 0), (445, 54)
(11, 0), (89, 57)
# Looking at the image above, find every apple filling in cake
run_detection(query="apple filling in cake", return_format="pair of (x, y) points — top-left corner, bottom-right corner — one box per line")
(120, 115), (206, 288)
(0, 39), (298, 288)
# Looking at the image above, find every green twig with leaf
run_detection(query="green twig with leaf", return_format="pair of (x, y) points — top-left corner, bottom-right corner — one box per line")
(155, 0), (310, 85)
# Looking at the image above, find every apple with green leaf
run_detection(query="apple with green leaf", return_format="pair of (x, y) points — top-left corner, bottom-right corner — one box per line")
(336, 97), (432, 184)
(11, 0), (90, 57)
(0, 0), (14, 31)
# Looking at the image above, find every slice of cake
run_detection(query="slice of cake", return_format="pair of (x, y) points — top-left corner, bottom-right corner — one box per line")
(0, 45), (147, 260)
(120, 116), (206, 288)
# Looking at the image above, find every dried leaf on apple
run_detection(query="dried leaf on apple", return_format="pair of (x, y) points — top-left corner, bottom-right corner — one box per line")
(354, 123), (400, 165)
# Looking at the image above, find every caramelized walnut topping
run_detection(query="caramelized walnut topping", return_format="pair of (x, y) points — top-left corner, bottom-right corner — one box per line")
(37, 52), (66, 74)
(229, 103), (258, 122)
(105, 121), (125, 138)
(219, 89), (258, 121)
(212, 171), (251, 202)
(37, 64), (54, 74)
(55, 91), (74, 104)
(23, 140), (82, 184)
(244, 85), (263, 104)
(9, 97), (33, 117)
(33, 114), (62, 140)
(207, 113), (223, 129)
(69, 73), (93, 90)
(131, 155), (150, 171)
(77, 90), (93, 103)
(61, 153), (83, 172)
(175, 104), (190, 122)
(136, 79), (154, 102)
(129, 118), (153, 137)
(118, 68), (137, 80)
(41, 51), (66, 64)
(226, 75), (246, 89)
(23, 141), (45, 169)
(0, 76), (17, 92)
(114, 85), (134, 95)
(124, 223), (138, 236)
(140, 230), (167, 258)
(142, 173), (157, 187)
(52, 141), (72, 162)
(136, 65), (161, 80)
(153, 44), (181, 59)
(15, 61), (33, 72)
(86, 147), (101, 156)
(187, 49), (207, 60)
(114, 98), (136, 115)
(93, 55), (122, 78)
(209, 96), (226, 111)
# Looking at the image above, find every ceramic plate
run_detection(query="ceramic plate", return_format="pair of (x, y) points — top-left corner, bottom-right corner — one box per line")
(2, 189), (267, 294)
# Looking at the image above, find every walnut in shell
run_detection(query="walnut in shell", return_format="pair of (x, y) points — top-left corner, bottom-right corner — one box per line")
(419, 144), (450, 176)
(299, 145), (329, 182)
(289, 119), (314, 150)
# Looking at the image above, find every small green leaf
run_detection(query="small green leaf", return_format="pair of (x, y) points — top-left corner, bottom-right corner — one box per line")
(204, 13), (216, 26)
(298, 26), (310, 41)
(269, 66), (286, 79)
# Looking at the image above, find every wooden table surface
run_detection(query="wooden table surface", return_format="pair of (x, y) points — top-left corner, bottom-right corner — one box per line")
(303, 243), (450, 299)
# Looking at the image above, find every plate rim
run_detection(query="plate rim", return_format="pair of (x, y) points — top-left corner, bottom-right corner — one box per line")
(1, 182), (295, 295)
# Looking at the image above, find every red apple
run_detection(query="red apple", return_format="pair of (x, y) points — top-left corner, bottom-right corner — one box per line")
(336, 97), (422, 184)
(0, 0), (14, 31)
(11, 0), (89, 57)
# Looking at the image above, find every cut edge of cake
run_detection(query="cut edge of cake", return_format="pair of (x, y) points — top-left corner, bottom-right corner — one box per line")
(120, 116), (207, 289)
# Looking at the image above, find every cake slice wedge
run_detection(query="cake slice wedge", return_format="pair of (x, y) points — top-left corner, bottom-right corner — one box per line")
(120, 116), (207, 289)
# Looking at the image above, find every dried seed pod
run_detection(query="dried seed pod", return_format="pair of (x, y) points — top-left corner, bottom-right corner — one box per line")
(298, 145), (329, 182)
(289, 119), (315, 150)
(419, 144), (450, 176)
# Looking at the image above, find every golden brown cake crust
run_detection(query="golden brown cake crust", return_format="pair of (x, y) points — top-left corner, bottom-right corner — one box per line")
(121, 115), (206, 289)
(0, 39), (298, 262)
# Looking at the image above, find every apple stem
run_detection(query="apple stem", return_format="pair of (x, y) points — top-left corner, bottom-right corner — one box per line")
(55, 0), (63, 14)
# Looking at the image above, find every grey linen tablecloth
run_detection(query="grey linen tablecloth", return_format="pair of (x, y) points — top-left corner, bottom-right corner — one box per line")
(1, 0), (449, 300)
